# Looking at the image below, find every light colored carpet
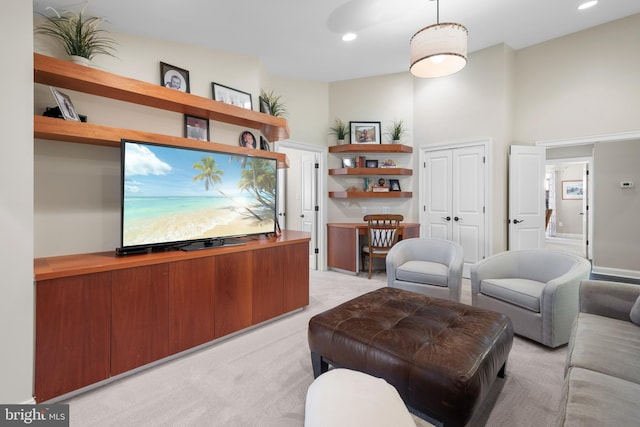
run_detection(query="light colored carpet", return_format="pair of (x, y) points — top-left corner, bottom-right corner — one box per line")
(63, 270), (566, 426)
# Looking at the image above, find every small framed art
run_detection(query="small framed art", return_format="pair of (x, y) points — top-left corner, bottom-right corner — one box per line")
(240, 130), (257, 148)
(389, 179), (401, 191)
(365, 159), (379, 168)
(160, 62), (190, 93)
(212, 82), (253, 110)
(184, 114), (209, 141)
(350, 121), (381, 145)
(259, 96), (271, 115)
(260, 136), (270, 151)
(50, 87), (80, 121)
(562, 180), (583, 200)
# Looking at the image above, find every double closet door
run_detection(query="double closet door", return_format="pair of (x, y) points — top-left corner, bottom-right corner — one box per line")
(421, 144), (486, 276)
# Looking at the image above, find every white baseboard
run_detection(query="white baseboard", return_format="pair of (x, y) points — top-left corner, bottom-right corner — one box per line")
(591, 265), (640, 280)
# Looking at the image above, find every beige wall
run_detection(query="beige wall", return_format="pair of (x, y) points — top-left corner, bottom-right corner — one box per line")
(1, 0), (34, 403)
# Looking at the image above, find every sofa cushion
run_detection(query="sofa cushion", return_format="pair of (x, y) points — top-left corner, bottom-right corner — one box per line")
(630, 295), (640, 326)
(557, 367), (640, 427)
(566, 313), (640, 385)
(396, 260), (448, 287)
(479, 278), (544, 313)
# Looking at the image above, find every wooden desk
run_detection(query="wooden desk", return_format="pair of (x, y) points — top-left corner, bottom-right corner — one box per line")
(327, 223), (420, 274)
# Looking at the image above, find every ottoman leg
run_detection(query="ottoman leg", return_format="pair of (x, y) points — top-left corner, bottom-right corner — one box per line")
(310, 351), (328, 378)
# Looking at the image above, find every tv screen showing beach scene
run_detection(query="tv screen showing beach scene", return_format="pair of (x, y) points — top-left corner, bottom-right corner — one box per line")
(119, 139), (277, 251)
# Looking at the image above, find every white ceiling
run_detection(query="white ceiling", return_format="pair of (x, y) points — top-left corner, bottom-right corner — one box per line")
(33, 0), (640, 82)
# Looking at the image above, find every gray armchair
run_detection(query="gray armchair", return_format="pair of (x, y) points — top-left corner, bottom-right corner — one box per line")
(386, 237), (464, 301)
(471, 249), (591, 348)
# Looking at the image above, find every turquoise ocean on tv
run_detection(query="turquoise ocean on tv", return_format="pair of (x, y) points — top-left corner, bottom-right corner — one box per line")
(123, 195), (256, 221)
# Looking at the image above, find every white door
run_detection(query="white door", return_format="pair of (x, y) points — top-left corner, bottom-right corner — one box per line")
(422, 145), (485, 276)
(509, 145), (546, 250)
(300, 153), (318, 269)
(277, 168), (286, 229)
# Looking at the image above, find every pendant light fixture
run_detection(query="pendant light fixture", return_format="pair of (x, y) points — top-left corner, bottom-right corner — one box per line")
(410, 0), (468, 78)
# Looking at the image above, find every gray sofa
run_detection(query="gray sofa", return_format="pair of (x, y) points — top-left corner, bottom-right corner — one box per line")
(557, 279), (640, 426)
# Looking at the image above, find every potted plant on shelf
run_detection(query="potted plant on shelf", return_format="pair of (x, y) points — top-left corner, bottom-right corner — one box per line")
(386, 119), (406, 144)
(35, 5), (117, 66)
(329, 118), (349, 145)
(259, 89), (288, 117)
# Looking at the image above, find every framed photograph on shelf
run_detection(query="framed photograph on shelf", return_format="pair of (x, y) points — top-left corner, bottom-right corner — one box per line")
(389, 179), (401, 191)
(184, 114), (209, 141)
(50, 87), (80, 121)
(160, 62), (190, 93)
(259, 96), (271, 115)
(239, 130), (257, 148)
(365, 159), (379, 168)
(562, 180), (584, 200)
(350, 121), (381, 145)
(342, 157), (355, 168)
(212, 82), (253, 110)
(260, 136), (270, 151)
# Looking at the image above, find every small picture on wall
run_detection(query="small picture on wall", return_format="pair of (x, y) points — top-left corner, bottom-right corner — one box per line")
(184, 114), (209, 141)
(350, 121), (381, 145)
(160, 62), (190, 93)
(562, 180), (584, 200)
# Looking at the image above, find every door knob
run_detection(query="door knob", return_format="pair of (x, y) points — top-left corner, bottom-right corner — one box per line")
(513, 219), (524, 224)
(441, 216), (451, 221)
(454, 216), (461, 222)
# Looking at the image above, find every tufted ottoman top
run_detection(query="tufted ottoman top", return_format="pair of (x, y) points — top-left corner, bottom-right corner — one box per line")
(308, 287), (513, 426)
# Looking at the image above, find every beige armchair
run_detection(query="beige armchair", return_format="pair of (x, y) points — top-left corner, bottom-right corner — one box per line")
(471, 249), (591, 348)
(386, 237), (464, 301)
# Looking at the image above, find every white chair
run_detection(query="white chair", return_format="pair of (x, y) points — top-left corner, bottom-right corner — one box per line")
(471, 249), (591, 348)
(386, 238), (464, 301)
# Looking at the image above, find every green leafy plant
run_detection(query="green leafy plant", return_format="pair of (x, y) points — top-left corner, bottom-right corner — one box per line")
(386, 119), (406, 141)
(259, 89), (288, 117)
(35, 6), (117, 60)
(329, 118), (349, 140)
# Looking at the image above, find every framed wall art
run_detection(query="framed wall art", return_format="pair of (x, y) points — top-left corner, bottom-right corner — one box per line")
(212, 82), (253, 110)
(389, 179), (401, 191)
(184, 114), (210, 141)
(50, 87), (80, 121)
(160, 62), (190, 93)
(350, 121), (381, 145)
(562, 180), (584, 200)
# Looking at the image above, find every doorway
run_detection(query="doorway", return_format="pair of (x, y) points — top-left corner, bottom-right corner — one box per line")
(276, 141), (327, 270)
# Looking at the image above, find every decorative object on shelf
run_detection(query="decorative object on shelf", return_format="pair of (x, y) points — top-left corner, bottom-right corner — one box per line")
(350, 121), (381, 145)
(160, 62), (190, 93)
(562, 180), (584, 200)
(386, 119), (406, 143)
(35, 5), (117, 64)
(184, 114), (209, 141)
(346, 185), (360, 192)
(380, 159), (397, 168)
(329, 118), (349, 145)
(365, 159), (379, 168)
(342, 158), (355, 168)
(212, 82), (253, 110)
(259, 89), (288, 117)
(389, 179), (401, 191)
(240, 130), (257, 148)
(50, 87), (80, 121)
(410, 0), (468, 78)
(260, 136), (271, 151)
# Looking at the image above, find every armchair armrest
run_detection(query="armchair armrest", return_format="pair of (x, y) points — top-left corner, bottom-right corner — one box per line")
(579, 279), (640, 321)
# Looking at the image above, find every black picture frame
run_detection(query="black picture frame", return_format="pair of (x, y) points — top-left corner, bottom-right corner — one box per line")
(184, 114), (210, 142)
(350, 121), (381, 145)
(259, 96), (271, 115)
(50, 87), (81, 121)
(160, 62), (190, 93)
(365, 159), (379, 168)
(260, 136), (270, 151)
(212, 82), (253, 110)
(389, 179), (401, 191)
(240, 130), (257, 148)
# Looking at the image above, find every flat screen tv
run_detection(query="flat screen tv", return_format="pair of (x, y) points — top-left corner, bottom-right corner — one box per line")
(117, 139), (277, 255)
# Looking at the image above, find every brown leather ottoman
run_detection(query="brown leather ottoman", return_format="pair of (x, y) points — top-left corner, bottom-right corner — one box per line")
(308, 287), (513, 427)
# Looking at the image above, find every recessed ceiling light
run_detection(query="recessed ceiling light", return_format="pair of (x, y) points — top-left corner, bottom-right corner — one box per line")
(342, 33), (357, 42)
(578, 0), (598, 10)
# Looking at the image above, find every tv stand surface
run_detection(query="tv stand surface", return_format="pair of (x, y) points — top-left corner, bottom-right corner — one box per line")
(34, 230), (310, 402)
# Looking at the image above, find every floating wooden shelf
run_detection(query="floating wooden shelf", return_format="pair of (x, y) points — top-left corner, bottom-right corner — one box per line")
(33, 53), (290, 142)
(329, 144), (413, 154)
(329, 191), (412, 199)
(34, 116), (289, 168)
(329, 167), (412, 176)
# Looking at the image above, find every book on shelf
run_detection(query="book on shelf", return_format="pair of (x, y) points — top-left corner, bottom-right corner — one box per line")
(372, 186), (390, 192)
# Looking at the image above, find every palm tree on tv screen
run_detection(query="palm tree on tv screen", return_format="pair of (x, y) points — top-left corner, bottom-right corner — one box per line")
(238, 158), (276, 210)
